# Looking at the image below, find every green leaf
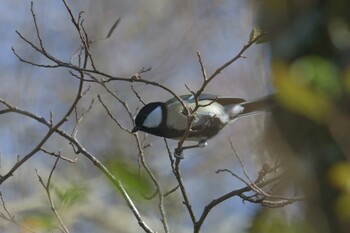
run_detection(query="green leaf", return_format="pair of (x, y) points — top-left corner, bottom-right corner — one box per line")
(54, 183), (88, 208)
(290, 56), (341, 98)
(273, 61), (332, 124)
(106, 159), (154, 200)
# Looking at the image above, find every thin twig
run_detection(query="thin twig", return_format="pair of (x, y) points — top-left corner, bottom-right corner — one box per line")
(194, 174), (287, 233)
(100, 86), (167, 232)
(228, 139), (302, 202)
(40, 148), (77, 163)
(163, 138), (175, 170)
(174, 33), (265, 157)
(0, 192), (14, 222)
(72, 98), (95, 138)
(173, 158), (197, 224)
(216, 169), (252, 187)
(4, 6), (159, 233)
(196, 33), (264, 96)
(0, 192), (36, 233)
(197, 51), (207, 81)
(228, 138), (264, 194)
(133, 134), (169, 233)
(30, 2), (45, 52)
(131, 85), (146, 105)
(97, 95), (130, 133)
(0, 77), (84, 185)
(163, 185), (180, 197)
(36, 157), (70, 233)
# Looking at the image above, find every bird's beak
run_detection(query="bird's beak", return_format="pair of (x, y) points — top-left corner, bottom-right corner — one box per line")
(131, 126), (140, 133)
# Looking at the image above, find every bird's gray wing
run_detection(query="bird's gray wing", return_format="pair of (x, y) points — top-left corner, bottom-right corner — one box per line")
(214, 97), (246, 106)
(165, 94), (246, 106)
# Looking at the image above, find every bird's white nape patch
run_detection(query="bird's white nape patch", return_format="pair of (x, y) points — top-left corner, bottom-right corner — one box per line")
(143, 106), (162, 128)
(228, 105), (244, 118)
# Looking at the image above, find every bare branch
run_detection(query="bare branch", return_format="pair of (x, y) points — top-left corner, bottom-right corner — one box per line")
(163, 138), (175, 170)
(173, 158), (197, 224)
(97, 95), (130, 133)
(107, 91), (134, 124)
(40, 148), (77, 163)
(0, 64), (84, 185)
(216, 169), (252, 187)
(173, 33), (265, 158)
(36, 157), (70, 233)
(194, 174), (286, 233)
(197, 51), (207, 81)
(0, 98), (155, 233)
(133, 134), (169, 233)
(163, 185), (180, 197)
(30, 1), (45, 52)
(0, 193), (36, 233)
(12, 46), (60, 68)
(0, 192), (14, 222)
(229, 138), (265, 194)
(72, 98), (95, 138)
(131, 85), (146, 106)
(196, 32), (264, 96)
(5, 2), (281, 233)
(97, 86), (167, 232)
(4, 2), (159, 232)
(229, 139), (303, 202)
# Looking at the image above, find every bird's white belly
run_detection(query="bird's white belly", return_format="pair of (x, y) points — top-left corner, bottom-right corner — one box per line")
(165, 100), (228, 136)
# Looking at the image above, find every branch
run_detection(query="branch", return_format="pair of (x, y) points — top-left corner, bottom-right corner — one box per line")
(0, 192), (36, 233)
(40, 147), (77, 163)
(164, 142), (196, 224)
(229, 139), (303, 202)
(0, 75), (84, 185)
(36, 157), (70, 233)
(9, 3), (154, 233)
(5, 1), (156, 231)
(96, 81), (169, 232)
(155, 32), (267, 232)
(72, 97), (95, 138)
(194, 174), (286, 233)
(105, 89), (169, 232)
(8, 2), (272, 233)
(174, 158), (196, 224)
(196, 32), (265, 96)
(173, 32), (264, 157)
(0, 91), (155, 233)
(97, 95), (130, 133)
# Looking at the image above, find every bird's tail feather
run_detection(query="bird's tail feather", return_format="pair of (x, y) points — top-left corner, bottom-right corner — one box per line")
(239, 94), (275, 117)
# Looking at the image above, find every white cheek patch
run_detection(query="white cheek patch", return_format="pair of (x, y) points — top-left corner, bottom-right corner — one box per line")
(143, 106), (162, 128)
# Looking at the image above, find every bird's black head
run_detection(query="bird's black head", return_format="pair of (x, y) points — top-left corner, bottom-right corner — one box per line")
(132, 102), (165, 134)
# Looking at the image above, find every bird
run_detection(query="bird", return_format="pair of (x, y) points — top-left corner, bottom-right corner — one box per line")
(132, 93), (274, 152)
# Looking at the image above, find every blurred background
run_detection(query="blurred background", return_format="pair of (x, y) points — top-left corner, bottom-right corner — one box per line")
(1, 0), (349, 233)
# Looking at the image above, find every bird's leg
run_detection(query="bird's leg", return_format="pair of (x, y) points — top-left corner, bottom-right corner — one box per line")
(182, 141), (208, 150)
(174, 141), (208, 159)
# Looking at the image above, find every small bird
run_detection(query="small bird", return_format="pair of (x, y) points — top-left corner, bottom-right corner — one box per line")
(132, 93), (273, 151)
